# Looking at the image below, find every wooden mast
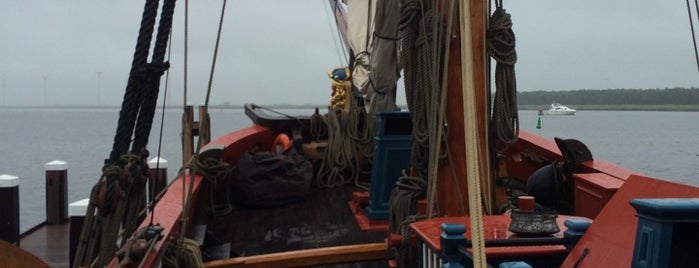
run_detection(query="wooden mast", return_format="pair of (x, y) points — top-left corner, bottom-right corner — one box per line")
(436, 0), (491, 217)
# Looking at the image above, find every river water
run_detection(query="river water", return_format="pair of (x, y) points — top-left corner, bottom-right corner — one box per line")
(1, 108), (698, 232)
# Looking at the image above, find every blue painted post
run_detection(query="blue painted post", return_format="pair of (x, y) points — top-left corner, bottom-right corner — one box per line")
(499, 262), (532, 268)
(630, 198), (699, 268)
(440, 223), (469, 268)
(0, 174), (20, 246)
(563, 219), (591, 251)
(365, 111), (411, 220)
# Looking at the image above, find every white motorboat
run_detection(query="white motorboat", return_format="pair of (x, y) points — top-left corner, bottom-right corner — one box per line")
(544, 102), (576, 115)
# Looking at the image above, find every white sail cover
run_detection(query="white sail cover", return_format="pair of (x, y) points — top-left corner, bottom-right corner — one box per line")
(346, 0), (376, 94)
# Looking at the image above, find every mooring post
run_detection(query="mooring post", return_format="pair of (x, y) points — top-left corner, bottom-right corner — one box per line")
(45, 160), (68, 225)
(440, 223), (468, 268)
(147, 157), (168, 203)
(0, 174), (20, 246)
(69, 198), (89, 267)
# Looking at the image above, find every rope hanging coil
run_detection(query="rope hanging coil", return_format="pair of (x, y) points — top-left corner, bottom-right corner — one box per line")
(488, 5), (519, 147)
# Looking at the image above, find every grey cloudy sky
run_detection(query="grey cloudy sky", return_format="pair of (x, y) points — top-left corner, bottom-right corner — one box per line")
(1, 0), (697, 106)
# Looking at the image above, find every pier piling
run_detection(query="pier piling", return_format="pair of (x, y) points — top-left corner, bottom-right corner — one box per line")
(69, 198), (89, 267)
(147, 157), (168, 202)
(0, 174), (20, 246)
(45, 160), (68, 225)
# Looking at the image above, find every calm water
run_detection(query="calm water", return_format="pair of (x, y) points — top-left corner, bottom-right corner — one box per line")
(1, 108), (698, 231)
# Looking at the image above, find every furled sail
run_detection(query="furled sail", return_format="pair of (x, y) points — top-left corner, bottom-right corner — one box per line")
(365, 0), (400, 114)
(346, 0), (400, 114)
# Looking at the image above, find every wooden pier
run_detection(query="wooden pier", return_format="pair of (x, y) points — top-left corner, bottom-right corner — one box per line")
(20, 223), (70, 268)
(1, 159), (168, 267)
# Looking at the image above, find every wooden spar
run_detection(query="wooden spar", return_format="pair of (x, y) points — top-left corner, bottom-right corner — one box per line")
(198, 105), (211, 148)
(203, 242), (388, 268)
(436, 0), (490, 217)
(182, 105), (194, 165)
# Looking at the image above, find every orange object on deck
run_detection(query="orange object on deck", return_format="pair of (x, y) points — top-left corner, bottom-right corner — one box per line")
(271, 133), (291, 154)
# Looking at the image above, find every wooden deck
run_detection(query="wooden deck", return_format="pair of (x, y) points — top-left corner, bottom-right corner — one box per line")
(15, 185), (387, 267)
(20, 223), (70, 268)
(228, 185), (387, 257)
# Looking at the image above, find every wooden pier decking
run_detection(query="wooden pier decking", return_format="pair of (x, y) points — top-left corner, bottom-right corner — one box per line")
(20, 223), (70, 268)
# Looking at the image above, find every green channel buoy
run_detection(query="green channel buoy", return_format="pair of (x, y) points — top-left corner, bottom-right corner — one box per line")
(536, 116), (542, 129)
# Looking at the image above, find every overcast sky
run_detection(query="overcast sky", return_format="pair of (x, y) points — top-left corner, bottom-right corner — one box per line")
(1, 0), (697, 106)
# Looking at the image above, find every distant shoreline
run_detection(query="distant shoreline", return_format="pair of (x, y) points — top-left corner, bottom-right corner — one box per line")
(2, 104), (699, 111)
(520, 104), (699, 111)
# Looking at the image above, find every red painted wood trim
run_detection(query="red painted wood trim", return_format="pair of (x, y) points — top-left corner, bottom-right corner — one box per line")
(514, 130), (638, 181)
(410, 215), (587, 258)
(202, 125), (277, 164)
(562, 175), (699, 268)
(107, 126), (277, 266)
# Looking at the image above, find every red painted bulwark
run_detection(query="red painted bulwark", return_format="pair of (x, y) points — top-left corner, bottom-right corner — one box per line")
(108, 173), (203, 267)
(561, 175), (699, 268)
(506, 131), (639, 183)
(107, 126), (276, 266)
(410, 215), (587, 258)
(573, 173), (624, 219)
(202, 125), (277, 164)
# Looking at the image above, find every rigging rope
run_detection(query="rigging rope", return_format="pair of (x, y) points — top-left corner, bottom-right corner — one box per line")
(131, 0), (176, 153)
(151, 13), (175, 227)
(75, 0), (177, 266)
(426, 0), (456, 218)
(488, 1), (519, 148)
(686, 0), (699, 73)
(460, 0), (486, 266)
(108, 0), (160, 164)
(205, 0), (227, 107)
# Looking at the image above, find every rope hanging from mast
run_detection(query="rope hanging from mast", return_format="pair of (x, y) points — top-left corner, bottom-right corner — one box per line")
(488, 0), (519, 148)
(74, 0), (176, 266)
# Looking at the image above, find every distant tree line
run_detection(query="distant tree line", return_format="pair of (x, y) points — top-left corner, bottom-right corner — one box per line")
(517, 87), (699, 105)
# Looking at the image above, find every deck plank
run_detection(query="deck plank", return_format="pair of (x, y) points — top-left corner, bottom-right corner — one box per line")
(229, 186), (387, 257)
(16, 185), (385, 267)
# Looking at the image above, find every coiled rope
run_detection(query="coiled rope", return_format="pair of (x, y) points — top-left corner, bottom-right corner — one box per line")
(162, 238), (205, 268)
(388, 170), (426, 268)
(400, 0), (444, 178)
(316, 110), (355, 188)
(389, 1), (447, 264)
(315, 107), (375, 189)
(488, 1), (519, 147)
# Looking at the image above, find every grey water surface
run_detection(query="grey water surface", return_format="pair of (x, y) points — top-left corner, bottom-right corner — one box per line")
(1, 108), (698, 231)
